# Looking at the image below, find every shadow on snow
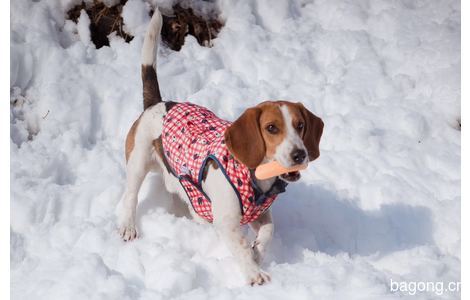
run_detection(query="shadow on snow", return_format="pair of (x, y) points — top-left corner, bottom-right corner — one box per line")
(270, 182), (433, 263)
(137, 175), (434, 263)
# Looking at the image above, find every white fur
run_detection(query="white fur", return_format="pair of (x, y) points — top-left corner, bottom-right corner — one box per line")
(141, 9), (162, 68)
(275, 105), (308, 167)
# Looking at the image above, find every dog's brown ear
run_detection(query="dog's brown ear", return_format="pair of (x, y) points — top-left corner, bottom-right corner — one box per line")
(299, 103), (324, 161)
(225, 107), (266, 169)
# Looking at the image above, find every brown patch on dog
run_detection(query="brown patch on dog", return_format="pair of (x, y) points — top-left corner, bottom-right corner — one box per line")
(257, 103), (287, 158)
(284, 103), (307, 141)
(125, 115), (142, 162)
(287, 103), (324, 161)
(225, 108), (265, 169)
(142, 65), (162, 110)
(164, 101), (178, 112)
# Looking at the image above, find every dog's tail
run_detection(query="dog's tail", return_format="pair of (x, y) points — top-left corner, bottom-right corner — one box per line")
(141, 9), (163, 110)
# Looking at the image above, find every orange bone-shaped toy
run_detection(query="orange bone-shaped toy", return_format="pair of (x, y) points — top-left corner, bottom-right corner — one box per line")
(255, 161), (308, 180)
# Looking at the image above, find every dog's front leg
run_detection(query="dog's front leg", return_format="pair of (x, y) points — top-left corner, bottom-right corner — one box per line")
(214, 216), (271, 285)
(249, 210), (274, 265)
(203, 166), (270, 285)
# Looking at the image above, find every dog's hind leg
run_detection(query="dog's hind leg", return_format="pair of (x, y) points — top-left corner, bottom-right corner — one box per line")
(119, 104), (166, 241)
(119, 147), (150, 241)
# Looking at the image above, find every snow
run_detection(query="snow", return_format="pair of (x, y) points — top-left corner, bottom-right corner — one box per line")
(77, 9), (92, 45)
(122, 0), (151, 36)
(10, 0), (460, 299)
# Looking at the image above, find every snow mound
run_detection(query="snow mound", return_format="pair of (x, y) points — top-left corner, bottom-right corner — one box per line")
(11, 0), (460, 299)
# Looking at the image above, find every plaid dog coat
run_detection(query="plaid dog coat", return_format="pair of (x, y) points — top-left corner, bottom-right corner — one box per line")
(161, 102), (288, 225)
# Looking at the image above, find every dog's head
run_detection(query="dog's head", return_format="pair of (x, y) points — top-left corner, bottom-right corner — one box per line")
(224, 101), (324, 182)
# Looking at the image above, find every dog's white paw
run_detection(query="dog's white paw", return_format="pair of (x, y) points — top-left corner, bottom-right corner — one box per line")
(247, 269), (271, 286)
(119, 225), (138, 242)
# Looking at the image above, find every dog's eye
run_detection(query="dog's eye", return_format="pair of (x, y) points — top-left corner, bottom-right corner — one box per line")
(296, 122), (304, 131)
(266, 124), (279, 134)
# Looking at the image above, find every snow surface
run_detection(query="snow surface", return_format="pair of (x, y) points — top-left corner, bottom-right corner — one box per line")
(11, 0), (460, 299)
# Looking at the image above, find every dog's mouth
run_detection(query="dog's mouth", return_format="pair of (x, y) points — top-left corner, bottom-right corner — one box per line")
(280, 171), (301, 182)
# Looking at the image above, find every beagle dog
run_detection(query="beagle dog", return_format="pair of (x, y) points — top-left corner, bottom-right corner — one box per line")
(118, 9), (324, 285)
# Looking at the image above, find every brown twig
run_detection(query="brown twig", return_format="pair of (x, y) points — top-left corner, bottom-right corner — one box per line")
(42, 110), (50, 120)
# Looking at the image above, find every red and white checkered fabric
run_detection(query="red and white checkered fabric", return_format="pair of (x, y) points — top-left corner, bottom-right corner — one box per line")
(161, 102), (277, 225)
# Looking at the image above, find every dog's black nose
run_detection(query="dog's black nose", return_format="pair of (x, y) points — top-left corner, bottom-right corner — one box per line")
(291, 149), (307, 164)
